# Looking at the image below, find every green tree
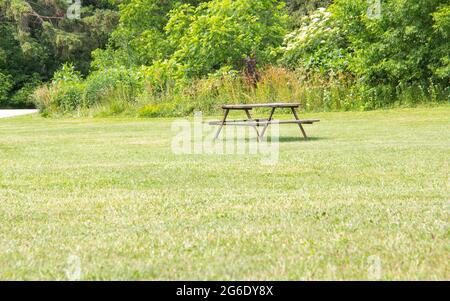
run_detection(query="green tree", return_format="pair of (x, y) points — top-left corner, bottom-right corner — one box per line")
(282, 0), (450, 86)
(92, 0), (207, 69)
(431, 3), (450, 79)
(281, 8), (349, 74)
(0, 72), (13, 105)
(166, 0), (289, 77)
(331, 0), (450, 85)
(0, 0), (119, 107)
(284, 0), (332, 26)
(92, 0), (288, 77)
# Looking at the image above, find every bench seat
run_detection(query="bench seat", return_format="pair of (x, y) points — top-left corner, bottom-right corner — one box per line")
(208, 119), (320, 126)
(222, 103), (300, 110)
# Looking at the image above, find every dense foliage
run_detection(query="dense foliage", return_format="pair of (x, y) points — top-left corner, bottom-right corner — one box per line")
(2, 0), (449, 114)
(283, 0), (450, 85)
(0, 0), (118, 107)
(284, 0), (332, 26)
(335, 0), (449, 85)
(92, 0), (288, 75)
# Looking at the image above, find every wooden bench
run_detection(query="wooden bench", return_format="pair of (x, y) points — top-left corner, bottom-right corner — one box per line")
(208, 119), (320, 126)
(209, 103), (320, 141)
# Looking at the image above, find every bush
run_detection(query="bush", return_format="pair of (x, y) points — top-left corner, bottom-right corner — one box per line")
(93, 96), (135, 117)
(281, 8), (349, 74)
(32, 64), (84, 115)
(138, 103), (177, 118)
(52, 64), (83, 84)
(34, 65), (450, 118)
(166, 0), (289, 77)
(329, 0), (450, 85)
(53, 83), (85, 113)
(33, 1), (450, 117)
(84, 67), (144, 106)
(432, 3), (450, 80)
(9, 76), (42, 108)
(33, 85), (52, 114)
(0, 72), (13, 106)
(33, 64), (148, 115)
(33, 82), (85, 115)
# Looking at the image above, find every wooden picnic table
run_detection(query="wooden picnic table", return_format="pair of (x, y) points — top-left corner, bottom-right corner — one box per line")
(209, 103), (320, 141)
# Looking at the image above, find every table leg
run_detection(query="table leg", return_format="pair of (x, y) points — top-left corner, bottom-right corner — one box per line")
(244, 109), (261, 141)
(259, 107), (276, 140)
(214, 109), (229, 140)
(291, 107), (308, 140)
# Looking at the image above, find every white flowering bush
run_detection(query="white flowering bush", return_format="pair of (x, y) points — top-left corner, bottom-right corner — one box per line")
(280, 7), (349, 74)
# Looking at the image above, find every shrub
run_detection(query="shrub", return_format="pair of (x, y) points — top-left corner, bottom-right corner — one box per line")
(93, 96), (135, 117)
(52, 64), (82, 84)
(167, 0), (289, 77)
(84, 67), (144, 106)
(32, 64), (85, 114)
(138, 103), (176, 118)
(32, 1), (450, 117)
(330, 0), (450, 85)
(32, 64), (83, 115)
(281, 8), (349, 75)
(139, 61), (184, 96)
(9, 76), (42, 108)
(432, 3), (450, 80)
(53, 82), (86, 113)
(32, 84), (58, 115)
(0, 72), (13, 106)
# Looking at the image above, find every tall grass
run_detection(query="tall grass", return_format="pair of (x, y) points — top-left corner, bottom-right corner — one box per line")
(133, 67), (448, 117)
(33, 66), (449, 117)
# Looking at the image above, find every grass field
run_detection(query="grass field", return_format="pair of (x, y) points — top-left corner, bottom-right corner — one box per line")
(0, 106), (449, 280)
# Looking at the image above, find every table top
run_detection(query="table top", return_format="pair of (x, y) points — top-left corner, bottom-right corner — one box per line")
(222, 103), (300, 109)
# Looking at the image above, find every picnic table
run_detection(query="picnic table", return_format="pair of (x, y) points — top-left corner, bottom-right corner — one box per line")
(209, 103), (320, 141)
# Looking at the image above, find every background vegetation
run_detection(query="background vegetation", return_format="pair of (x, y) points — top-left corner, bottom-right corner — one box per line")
(0, 0), (118, 108)
(1, 0), (449, 114)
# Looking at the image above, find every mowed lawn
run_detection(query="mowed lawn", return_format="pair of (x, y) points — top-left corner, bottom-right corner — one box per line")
(0, 106), (449, 280)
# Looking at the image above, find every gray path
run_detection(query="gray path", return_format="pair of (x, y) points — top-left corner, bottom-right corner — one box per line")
(0, 109), (38, 119)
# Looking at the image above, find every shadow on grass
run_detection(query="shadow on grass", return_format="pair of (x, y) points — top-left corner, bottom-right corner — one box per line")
(278, 136), (327, 143)
(229, 136), (327, 143)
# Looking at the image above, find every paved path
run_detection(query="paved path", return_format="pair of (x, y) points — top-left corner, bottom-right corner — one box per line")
(0, 109), (38, 119)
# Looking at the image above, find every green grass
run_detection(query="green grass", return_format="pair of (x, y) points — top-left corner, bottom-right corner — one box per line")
(0, 106), (449, 280)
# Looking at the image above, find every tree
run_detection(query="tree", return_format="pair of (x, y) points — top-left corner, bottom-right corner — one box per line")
(166, 0), (289, 77)
(284, 0), (332, 26)
(0, 0), (119, 108)
(331, 0), (450, 85)
(281, 8), (349, 74)
(92, 0), (207, 69)
(431, 3), (450, 80)
(282, 0), (450, 86)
